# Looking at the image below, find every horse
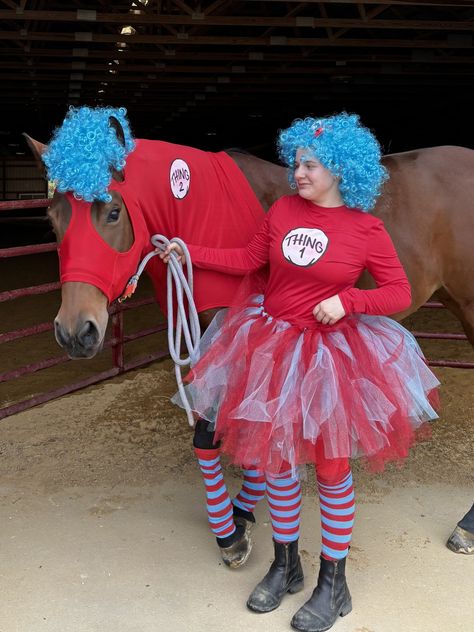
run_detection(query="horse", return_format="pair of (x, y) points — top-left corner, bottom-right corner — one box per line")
(25, 109), (474, 554)
(26, 131), (474, 356)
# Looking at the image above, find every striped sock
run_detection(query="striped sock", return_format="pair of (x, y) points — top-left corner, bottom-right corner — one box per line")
(266, 470), (302, 543)
(194, 447), (236, 540)
(318, 470), (355, 560)
(233, 468), (266, 514)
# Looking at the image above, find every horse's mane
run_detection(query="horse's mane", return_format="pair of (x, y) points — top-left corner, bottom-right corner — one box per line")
(224, 147), (253, 155)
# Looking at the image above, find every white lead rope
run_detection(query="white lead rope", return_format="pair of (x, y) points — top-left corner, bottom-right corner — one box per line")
(119, 235), (201, 426)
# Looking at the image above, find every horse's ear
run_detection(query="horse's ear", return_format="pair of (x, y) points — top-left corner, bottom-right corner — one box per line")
(108, 116), (125, 182)
(23, 133), (48, 177)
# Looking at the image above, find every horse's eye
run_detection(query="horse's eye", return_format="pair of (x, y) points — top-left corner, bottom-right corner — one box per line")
(107, 208), (121, 223)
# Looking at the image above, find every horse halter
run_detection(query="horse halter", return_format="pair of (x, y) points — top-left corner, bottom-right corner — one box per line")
(57, 192), (148, 303)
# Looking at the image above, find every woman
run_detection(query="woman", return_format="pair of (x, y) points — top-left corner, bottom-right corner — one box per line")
(161, 112), (439, 632)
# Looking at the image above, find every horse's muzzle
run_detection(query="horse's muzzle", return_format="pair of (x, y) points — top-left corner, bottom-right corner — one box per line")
(54, 318), (102, 358)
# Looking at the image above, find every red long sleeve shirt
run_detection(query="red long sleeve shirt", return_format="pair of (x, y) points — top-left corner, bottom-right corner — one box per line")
(188, 195), (411, 328)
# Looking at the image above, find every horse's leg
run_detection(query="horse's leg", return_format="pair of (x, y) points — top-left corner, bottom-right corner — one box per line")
(192, 308), (265, 568)
(434, 288), (474, 552)
(446, 503), (474, 554)
(435, 288), (474, 348)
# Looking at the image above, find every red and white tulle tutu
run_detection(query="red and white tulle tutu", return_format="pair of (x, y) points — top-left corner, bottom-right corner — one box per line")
(173, 295), (440, 474)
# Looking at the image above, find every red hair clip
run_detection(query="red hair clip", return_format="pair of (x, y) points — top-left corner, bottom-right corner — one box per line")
(314, 127), (324, 138)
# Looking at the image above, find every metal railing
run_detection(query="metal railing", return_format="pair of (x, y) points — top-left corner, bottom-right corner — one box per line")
(0, 198), (168, 420)
(412, 302), (473, 369)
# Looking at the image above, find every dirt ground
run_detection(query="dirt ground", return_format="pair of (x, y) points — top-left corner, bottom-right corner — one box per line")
(1, 252), (474, 632)
(0, 357), (473, 632)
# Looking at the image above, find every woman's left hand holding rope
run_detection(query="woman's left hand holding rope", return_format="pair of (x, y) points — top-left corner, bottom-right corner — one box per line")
(160, 242), (186, 264)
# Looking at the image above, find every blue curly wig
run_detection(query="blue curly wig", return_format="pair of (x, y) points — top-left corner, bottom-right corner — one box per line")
(277, 112), (388, 211)
(43, 106), (135, 203)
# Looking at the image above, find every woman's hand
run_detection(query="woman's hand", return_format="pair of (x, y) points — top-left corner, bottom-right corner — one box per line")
(159, 242), (186, 265)
(313, 295), (346, 326)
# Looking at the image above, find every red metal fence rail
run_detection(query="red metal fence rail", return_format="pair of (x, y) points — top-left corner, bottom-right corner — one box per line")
(0, 198), (168, 421)
(1, 198), (473, 422)
(411, 301), (474, 369)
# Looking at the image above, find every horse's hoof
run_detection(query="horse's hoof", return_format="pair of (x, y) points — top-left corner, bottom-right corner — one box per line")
(220, 517), (253, 569)
(446, 526), (474, 555)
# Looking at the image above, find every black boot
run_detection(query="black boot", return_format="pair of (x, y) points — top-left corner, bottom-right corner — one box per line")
(247, 539), (304, 613)
(291, 556), (352, 632)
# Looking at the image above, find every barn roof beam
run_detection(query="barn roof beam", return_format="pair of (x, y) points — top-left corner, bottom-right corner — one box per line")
(2, 59), (473, 74)
(1, 46), (471, 63)
(245, 0), (474, 5)
(3, 69), (473, 83)
(1, 31), (473, 48)
(1, 11), (474, 30)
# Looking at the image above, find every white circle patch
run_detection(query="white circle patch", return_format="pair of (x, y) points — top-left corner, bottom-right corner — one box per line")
(169, 158), (191, 199)
(282, 227), (329, 267)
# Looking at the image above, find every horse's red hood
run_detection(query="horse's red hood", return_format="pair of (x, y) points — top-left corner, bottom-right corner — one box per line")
(58, 139), (265, 309)
(58, 193), (149, 302)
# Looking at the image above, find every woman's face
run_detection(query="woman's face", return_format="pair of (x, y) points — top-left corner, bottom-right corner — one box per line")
(294, 148), (343, 207)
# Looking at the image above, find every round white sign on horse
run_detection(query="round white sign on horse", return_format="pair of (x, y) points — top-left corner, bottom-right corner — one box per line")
(281, 227), (329, 267)
(169, 159), (191, 199)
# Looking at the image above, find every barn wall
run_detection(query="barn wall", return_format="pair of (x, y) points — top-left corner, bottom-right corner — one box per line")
(0, 158), (46, 201)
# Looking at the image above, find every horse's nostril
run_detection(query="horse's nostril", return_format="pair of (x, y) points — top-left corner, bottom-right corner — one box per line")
(77, 320), (99, 348)
(54, 320), (69, 348)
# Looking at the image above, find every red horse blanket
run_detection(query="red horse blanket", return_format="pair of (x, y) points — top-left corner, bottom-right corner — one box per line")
(109, 139), (266, 313)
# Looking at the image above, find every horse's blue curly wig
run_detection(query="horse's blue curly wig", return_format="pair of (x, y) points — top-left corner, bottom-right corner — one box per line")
(277, 112), (388, 211)
(43, 106), (135, 203)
